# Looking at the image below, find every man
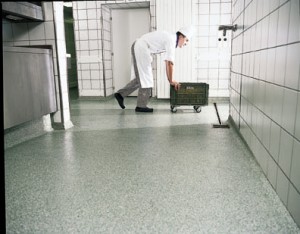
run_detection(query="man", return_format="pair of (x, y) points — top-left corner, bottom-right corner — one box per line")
(114, 25), (194, 112)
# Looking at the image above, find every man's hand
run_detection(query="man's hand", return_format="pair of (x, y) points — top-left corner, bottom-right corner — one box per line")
(165, 60), (181, 90)
(170, 80), (181, 91)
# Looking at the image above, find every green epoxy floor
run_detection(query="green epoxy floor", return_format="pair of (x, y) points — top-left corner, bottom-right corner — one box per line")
(5, 97), (300, 233)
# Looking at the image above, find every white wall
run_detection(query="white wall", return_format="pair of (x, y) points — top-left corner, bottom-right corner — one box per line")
(230, 0), (300, 227)
(72, 1), (105, 97)
(156, 0), (195, 98)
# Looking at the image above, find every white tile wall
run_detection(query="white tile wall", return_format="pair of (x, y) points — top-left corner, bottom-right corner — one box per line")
(278, 129), (294, 176)
(267, 11), (278, 48)
(277, 1), (290, 45)
(274, 46), (287, 86)
(28, 22), (46, 40)
(269, 121), (281, 162)
(266, 48), (276, 82)
(74, 1), (104, 97)
(288, 183), (300, 227)
(277, 167), (289, 205)
(230, 0), (300, 227)
(291, 139), (300, 189)
(267, 156), (278, 188)
(194, 0), (232, 97)
(282, 88), (298, 133)
(12, 23), (30, 41)
(73, 0), (156, 97)
(288, 0), (300, 43)
(296, 93), (300, 140)
(285, 43), (300, 89)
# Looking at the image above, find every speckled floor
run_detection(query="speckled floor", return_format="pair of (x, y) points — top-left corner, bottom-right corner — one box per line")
(5, 97), (300, 233)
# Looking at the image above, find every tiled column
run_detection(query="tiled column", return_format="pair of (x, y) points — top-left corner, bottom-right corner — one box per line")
(52, 2), (73, 129)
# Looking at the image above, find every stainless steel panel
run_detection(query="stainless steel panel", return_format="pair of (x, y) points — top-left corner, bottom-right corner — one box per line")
(3, 46), (57, 129)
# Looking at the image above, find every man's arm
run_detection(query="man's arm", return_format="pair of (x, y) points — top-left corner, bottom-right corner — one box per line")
(165, 60), (180, 90)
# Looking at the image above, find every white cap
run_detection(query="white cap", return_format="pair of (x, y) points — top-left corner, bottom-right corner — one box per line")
(178, 25), (194, 40)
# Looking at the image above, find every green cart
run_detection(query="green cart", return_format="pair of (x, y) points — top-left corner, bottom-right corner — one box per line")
(170, 82), (209, 113)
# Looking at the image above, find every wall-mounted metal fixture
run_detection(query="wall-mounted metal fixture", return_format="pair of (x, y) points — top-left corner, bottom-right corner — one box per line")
(2, 2), (44, 22)
(218, 24), (237, 37)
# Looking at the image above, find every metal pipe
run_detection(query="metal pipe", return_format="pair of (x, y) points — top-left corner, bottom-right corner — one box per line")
(218, 24), (237, 36)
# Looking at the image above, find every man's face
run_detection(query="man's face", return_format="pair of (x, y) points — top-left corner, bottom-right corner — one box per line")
(177, 35), (189, 48)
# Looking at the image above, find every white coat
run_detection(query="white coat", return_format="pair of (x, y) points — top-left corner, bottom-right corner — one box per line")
(131, 31), (176, 88)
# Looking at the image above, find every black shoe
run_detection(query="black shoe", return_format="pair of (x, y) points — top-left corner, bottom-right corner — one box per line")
(114, 93), (125, 109)
(135, 107), (153, 112)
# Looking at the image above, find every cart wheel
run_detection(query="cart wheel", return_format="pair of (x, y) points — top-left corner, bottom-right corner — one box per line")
(171, 106), (177, 113)
(194, 106), (201, 113)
